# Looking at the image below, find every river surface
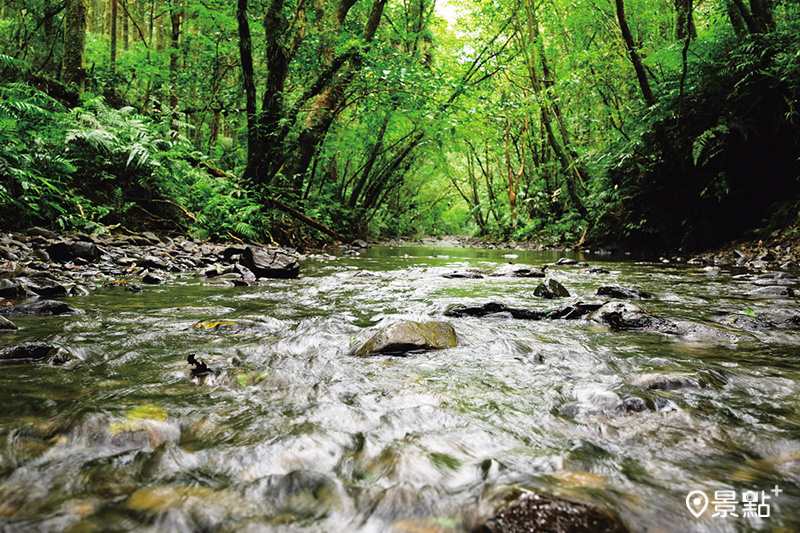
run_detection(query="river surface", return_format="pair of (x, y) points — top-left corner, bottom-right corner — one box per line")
(1, 244), (800, 532)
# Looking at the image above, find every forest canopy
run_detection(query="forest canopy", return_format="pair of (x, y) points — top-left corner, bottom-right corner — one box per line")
(1, 0), (798, 250)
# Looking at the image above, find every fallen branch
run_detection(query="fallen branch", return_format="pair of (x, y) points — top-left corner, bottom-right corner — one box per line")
(265, 197), (345, 241)
(150, 199), (198, 223)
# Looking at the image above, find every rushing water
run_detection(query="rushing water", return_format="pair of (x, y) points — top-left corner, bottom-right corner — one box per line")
(1, 244), (800, 532)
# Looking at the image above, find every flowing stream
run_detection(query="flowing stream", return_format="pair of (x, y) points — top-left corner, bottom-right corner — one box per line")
(1, 244), (800, 532)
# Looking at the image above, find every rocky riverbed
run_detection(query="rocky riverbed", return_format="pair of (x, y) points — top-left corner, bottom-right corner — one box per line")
(2, 230), (800, 532)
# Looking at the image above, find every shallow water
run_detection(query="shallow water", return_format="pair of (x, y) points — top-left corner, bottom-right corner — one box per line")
(1, 244), (800, 532)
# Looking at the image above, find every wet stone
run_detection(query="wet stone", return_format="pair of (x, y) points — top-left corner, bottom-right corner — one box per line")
(442, 270), (486, 279)
(0, 279), (30, 299)
(27, 226), (59, 240)
(136, 255), (169, 270)
(0, 315), (18, 331)
(0, 299), (81, 316)
(240, 246), (300, 279)
(596, 285), (651, 300)
(631, 373), (701, 391)
(489, 264), (546, 278)
(588, 301), (678, 333)
(354, 321), (458, 356)
(16, 277), (68, 298)
(747, 286), (795, 298)
(142, 273), (164, 285)
(613, 396), (648, 413)
(534, 279), (570, 299)
(477, 491), (629, 533)
(0, 343), (65, 364)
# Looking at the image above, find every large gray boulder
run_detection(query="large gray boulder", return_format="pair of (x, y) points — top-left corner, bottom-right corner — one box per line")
(240, 246), (300, 279)
(354, 321), (458, 356)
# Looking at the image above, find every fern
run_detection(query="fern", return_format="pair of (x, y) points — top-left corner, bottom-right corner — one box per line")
(692, 124), (729, 167)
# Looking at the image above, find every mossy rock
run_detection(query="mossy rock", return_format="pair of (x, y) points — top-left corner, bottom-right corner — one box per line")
(192, 319), (251, 332)
(354, 321), (458, 356)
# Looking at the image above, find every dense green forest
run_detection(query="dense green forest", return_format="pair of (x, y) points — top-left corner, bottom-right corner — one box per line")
(1, 0), (798, 250)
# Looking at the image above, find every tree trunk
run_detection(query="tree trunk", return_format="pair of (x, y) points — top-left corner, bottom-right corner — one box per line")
(236, 0), (259, 181)
(731, 0), (762, 34)
(63, 0), (87, 91)
(279, 0), (387, 191)
(169, 3), (181, 131)
(110, 0), (117, 71)
(349, 114), (390, 208)
(749, 0), (774, 32)
(122, 2), (128, 50)
(674, 0), (696, 41)
(615, 0), (656, 107)
(726, 0), (747, 36)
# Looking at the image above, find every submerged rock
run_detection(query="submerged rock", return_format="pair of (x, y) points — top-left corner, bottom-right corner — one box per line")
(631, 372), (702, 391)
(756, 308), (800, 327)
(0, 343), (67, 364)
(142, 273), (165, 285)
(442, 270), (486, 279)
(746, 286), (795, 298)
(477, 491), (629, 533)
(588, 301), (678, 333)
(0, 299), (81, 316)
(534, 279), (570, 299)
(240, 246), (300, 279)
(354, 321), (458, 356)
(596, 285), (651, 300)
(489, 264), (546, 278)
(445, 302), (549, 320)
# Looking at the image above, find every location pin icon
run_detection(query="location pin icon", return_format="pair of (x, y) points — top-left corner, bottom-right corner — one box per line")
(686, 490), (709, 518)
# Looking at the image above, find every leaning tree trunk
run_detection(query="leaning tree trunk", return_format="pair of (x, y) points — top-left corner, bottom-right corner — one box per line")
(614, 0), (656, 107)
(63, 0), (87, 91)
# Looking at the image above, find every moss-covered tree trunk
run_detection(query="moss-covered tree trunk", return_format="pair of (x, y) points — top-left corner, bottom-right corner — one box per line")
(63, 0), (87, 91)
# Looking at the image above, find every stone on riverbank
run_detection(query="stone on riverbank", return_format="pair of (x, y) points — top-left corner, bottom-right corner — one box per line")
(0, 315), (18, 331)
(354, 321), (458, 356)
(15, 276), (67, 298)
(240, 246), (300, 279)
